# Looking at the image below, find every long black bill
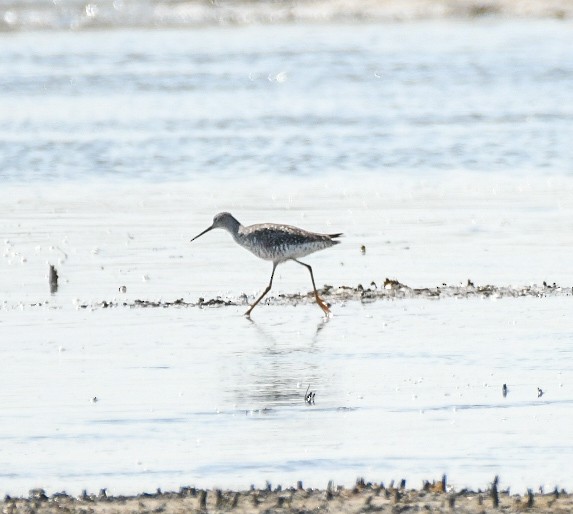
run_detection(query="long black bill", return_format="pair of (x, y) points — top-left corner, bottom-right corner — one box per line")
(190, 224), (214, 242)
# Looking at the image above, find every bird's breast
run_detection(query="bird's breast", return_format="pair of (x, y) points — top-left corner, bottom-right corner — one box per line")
(240, 236), (331, 262)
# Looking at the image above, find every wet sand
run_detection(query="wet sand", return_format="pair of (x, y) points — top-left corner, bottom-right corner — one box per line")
(195, 0), (573, 24)
(5, 479), (572, 514)
(10, 279), (570, 311)
(4, 0), (573, 32)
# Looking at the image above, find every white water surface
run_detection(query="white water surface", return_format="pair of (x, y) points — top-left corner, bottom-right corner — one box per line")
(1, 294), (571, 496)
(1, 175), (572, 495)
(2, 21), (572, 182)
(1, 15), (572, 497)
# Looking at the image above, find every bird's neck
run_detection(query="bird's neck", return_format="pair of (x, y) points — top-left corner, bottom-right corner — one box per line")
(223, 218), (243, 241)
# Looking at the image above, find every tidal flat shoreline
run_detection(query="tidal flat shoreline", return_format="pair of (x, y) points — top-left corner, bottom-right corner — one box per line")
(2, 0), (573, 32)
(9, 279), (568, 311)
(4, 479), (571, 514)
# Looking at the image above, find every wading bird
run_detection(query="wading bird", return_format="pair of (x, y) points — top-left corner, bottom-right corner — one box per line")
(191, 212), (341, 317)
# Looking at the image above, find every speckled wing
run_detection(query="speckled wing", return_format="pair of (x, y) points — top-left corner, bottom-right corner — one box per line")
(239, 223), (341, 262)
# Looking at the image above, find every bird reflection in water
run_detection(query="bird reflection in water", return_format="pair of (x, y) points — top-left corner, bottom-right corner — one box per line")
(230, 317), (329, 408)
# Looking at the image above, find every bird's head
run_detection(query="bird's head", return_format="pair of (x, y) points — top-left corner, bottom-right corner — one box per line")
(190, 212), (241, 242)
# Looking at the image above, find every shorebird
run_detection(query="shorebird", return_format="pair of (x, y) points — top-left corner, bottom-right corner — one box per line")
(190, 212), (341, 317)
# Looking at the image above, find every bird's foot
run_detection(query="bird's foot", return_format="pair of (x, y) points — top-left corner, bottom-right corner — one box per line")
(315, 294), (332, 317)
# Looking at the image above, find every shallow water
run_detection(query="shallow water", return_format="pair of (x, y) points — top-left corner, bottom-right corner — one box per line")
(1, 17), (573, 496)
(2, 173), (573, 302)
(1, 296), (572, 495)
(1, 175), (573, 495)
(1, 21), (572, 182)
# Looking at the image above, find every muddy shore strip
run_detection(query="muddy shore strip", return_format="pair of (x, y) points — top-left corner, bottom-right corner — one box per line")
(81, 279), (570, 310)
(4, 478), (571, 514)
(8, 279), (571, 310)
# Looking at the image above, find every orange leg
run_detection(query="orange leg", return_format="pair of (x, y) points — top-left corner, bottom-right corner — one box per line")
(245, 263), (277, 317)
(293, 259), (331, 315)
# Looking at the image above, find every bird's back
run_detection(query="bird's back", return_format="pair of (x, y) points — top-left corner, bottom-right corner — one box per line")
(236, 223), (341, 262)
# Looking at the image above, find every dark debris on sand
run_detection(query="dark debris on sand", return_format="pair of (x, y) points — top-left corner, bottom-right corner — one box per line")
(73, 279), (570, 310)
(4, 279), (569, 311)
(2, 478), (572, 514)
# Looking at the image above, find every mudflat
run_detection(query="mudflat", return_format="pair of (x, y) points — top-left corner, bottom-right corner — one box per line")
(6, 480), (571, 514)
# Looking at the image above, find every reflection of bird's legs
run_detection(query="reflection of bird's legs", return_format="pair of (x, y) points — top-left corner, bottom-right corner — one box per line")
(245, 263), (277, 317)
(293, 259), (331, 315)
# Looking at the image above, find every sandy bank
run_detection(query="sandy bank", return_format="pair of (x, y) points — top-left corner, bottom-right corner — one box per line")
(5, 478), (571, 514)
(211, 0), (573, 23)
(2, 0), (573, 33)
(48, 279), (573, 311)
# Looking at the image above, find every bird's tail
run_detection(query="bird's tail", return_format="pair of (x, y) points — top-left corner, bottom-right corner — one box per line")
(329, 233), (343, 244)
